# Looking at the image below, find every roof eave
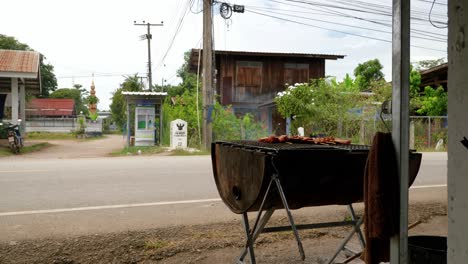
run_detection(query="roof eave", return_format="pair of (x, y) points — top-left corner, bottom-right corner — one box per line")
(0, 72), (38, 79)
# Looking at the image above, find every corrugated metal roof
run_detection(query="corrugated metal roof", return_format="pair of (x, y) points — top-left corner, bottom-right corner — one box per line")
(26, 98), (75, 117)
(0, 49), (40, 78)
(122, 91), (168, 96)
(419, 62), (448, 75)
(189, 49), (345, 72)
(191, 48), (344, 61)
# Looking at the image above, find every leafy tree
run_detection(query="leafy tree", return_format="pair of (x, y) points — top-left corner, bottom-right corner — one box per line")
(167, 51), (200, 96)
(110, 75), (143, 130)
(275, 79), (362, 136)
(162, 89), (203, 146)
(0, 35), (29, 50)
(354, 59), (384, 91)
(413, 58), (446, 70)
(50, 87), (88, 115)
(415, 86), (447, 116)
(0, 34), (57, 96)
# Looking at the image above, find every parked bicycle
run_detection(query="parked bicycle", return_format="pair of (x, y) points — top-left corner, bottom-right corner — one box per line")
(0, 120), (23, 154)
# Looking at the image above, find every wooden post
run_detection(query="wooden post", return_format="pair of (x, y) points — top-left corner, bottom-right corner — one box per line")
(202, 0), (213, 149)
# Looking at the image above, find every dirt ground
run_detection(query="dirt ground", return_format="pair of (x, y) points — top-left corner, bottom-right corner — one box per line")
(0, 137), (448, 263)
(0, 202), (447, 264)
(11, 134), (126, 159)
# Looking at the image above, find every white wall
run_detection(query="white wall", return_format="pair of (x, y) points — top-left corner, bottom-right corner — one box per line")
(448, 1), (468, 263)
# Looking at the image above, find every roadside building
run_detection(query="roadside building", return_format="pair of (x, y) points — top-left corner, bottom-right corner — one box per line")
(189, 49), (344, 135)
(0, 49), (41, 133)
(420, 62), (447, 91)
(26, 98), (75, 118)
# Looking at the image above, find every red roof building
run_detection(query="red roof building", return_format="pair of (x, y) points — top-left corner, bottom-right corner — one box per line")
(26, 98), (75, 117)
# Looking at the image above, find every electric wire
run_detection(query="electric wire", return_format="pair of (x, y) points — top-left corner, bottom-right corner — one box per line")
(246, 9), (446, 52)
(246, 6), (446, 42)
(156, 0), (192, 69)
(269, 0), (447, 27)
(429, 0), (448, 28)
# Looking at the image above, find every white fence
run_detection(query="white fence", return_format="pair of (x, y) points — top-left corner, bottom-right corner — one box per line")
(26, 118), (102, 134)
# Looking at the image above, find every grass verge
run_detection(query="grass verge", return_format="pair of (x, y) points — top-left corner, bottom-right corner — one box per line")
(26, 132), (104, 141)
(169, 149), (210, 156)
(110, 146), (210, 156)
(0, 142), (52, 157)
(110, 146), (166, 156)
(26, 132), (76, 140)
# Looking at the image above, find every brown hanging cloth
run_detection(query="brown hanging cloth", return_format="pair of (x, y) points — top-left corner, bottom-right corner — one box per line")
(363, 132), (400, 264)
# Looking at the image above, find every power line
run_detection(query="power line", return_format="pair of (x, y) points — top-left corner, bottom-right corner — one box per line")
(245, 9), (446, 52)
(247, 6), (446, 42)
(57, 73), (140, 79)
(416, 0), (447, 6)
(155, 0), (192, 69)
(429, 0), (448, 28)
(272, 0), (447, 25)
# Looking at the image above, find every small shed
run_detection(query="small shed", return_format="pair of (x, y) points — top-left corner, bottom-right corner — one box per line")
(122, 91), (167, 146)
(0, 49), (41, 132)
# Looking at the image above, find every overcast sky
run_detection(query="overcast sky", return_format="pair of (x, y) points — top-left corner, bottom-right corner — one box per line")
(1, 0), (447, 109)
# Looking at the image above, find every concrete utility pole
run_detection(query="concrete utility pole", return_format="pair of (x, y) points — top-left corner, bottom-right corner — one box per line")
(202, 0), (214, 149)
(134, 21), (164, 91)
(390, 0), (410, 262)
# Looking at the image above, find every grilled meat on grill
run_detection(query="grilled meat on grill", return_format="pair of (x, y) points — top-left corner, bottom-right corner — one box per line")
(258, 135), (351, 145)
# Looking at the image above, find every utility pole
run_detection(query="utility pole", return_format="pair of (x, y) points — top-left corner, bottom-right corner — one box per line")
(202, 0), (213, 150)
(134, 21), (164, 91)
(137, 76), (147, 89)
(161, 78), (166, 92)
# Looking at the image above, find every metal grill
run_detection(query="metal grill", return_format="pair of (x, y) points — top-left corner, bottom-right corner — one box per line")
(216, 140), (370, 153)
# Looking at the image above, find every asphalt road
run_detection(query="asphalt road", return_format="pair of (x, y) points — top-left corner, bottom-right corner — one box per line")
(0, 152), (447, 241)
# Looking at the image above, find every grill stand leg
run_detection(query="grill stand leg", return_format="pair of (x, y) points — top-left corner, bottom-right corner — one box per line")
(326, 209), (364, 264)
(241, 213), (256, 264)
(347, 204), (365, 249)
(238, 177), (276, 263)
(272, 173), (306, 261)
(238, 209), (274, 263)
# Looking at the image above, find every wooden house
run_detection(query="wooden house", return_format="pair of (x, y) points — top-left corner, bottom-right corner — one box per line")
(420, 63), (447, 91)
(189, 49), (344, 135)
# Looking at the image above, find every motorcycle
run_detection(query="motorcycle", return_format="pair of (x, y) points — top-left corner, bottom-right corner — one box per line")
(0, 119), (23, 154)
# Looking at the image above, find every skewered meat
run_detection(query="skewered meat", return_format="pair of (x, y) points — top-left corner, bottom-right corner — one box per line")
(258, 135), (352, 145)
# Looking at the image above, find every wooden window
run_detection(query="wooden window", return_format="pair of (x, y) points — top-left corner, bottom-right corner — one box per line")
(284, 63), (309, 85)
(235, 61), (263, 102)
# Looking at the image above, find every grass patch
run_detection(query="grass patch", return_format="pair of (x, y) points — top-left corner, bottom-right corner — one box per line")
(170, 149), (210, 156)
(0, 142), (52, 157)
(22, 142), (53, 153)
(26, 132), (104, 141)
(110, 146), (211, 156)
(26, 132), (76, 140)
(110, 146), (166, 156)
(144, 239), (170, 250)
(415, 146), (447, 152)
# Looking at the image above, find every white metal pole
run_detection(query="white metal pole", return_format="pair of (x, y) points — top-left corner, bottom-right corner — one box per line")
(11, 78), (19, 125)
(19, 82), (26, 134)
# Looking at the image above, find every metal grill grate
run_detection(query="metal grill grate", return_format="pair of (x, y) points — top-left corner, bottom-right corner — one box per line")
(216, 140), (370, 153)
